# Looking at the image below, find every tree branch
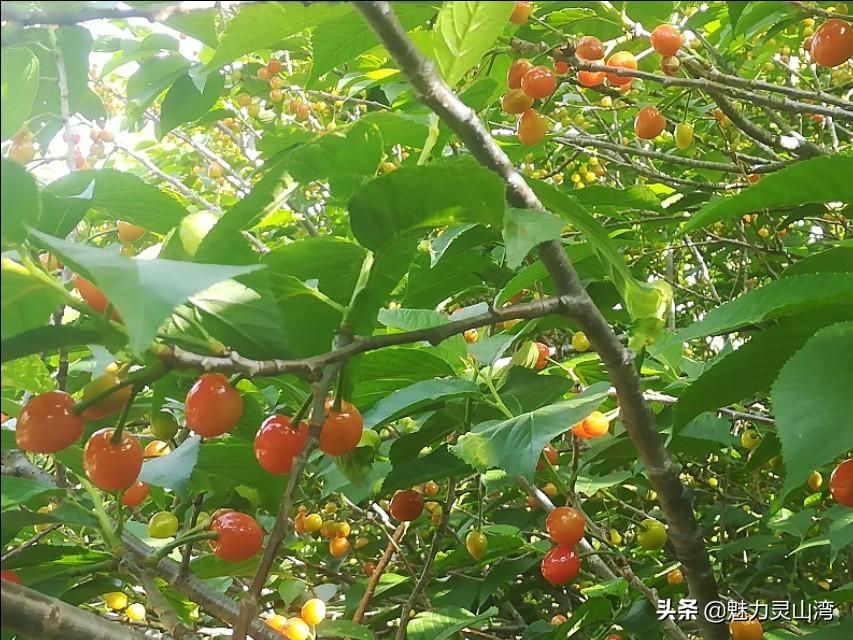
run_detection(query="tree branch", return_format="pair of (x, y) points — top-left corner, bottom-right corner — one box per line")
(156, 295), (572, 377)
(1, 581), (161, 640)
(354, 4), (727, 639)
(353, 523), (409, 624)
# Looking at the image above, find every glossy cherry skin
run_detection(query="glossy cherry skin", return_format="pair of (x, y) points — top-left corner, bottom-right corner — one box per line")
(390, 489), (424, 521)
(185, 373), (243, 437)
(605, 51), (637, 87)
(546, 507), (586, 546)
(830, 459), (853, 507)
(635, 107), (667, 139)
(83, 428), (143, 492)
(254, 415), (308, 474)
(518, 109), (548, 146)
(650, 24), (682, 56)
(16, 391), (84, 453)
(319, 399), (363, 457)
(576, 36), (605, 61)
(507, 59), (534, 89)
(811, 19), (853, 68)
(577, 70), (605, 87)
(729, 619), (764, 640)
(509, 1), (533, 25)
(521, 66), (557, 99)
(541, 546), (580, 585)
(209, 511), (264, 561)
(122, 481), (150, 507)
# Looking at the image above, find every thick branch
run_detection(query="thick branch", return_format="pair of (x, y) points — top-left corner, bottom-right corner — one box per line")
(1, 582), (159, 640)
(354, 4), (727, 639)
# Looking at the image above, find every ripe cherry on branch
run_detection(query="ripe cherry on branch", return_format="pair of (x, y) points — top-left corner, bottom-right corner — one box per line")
(541, 545), (580, 585)
(254, 414), (308, 474)
(810, 19), (853, 67)
(521, 66), (557, 99)
(83, 428), (144, 492)
(634, 106), (667, 139)
(650, 24), (683, 57)
(16, 391), (84, 453)
(389, 489), (424, 521)
(319, 399), (364, 456)
(185, 373), (244, 437)
(209, 511), (264, 561)
(576, 35), (605, 61)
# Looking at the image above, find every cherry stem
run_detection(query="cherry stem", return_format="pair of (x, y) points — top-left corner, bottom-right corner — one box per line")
(148, 531), (218, 566)
(110, 386), (138, 445)
(292, 393), (314, 425)
(332, 366), (346, 412)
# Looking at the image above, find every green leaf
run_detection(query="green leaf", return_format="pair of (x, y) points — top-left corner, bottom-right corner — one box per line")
(451, 383), (610, 480)
(407, 606), (498, 640)
(263, 238), (368, 307)
(362, 378), (480, 429)
(127, 53), (189, 109)
(503, 208), (565, 269)
(139, 436), (200, 496)
(1, 324), (105, 363)
(40, 169), (187, 235)
(349, 158), (505, 252)
(1, 48), (39, 140)
(318, 620), (376, 640)
(207, 2), (350, 69)
(623, 2), (674, 28)
(1, 354), (55, 394)
(575, 471), (633, 496)
(350, 348), (456, 409)
(377, 306), (467, 366)
(728, 1), (750, 31)
(573, 184), (663, 212)
(530, 180), (649, 318)
(678, 275), (853, 341)
(1, 159), (40, 245)
(312, 4), (435, 80)
(829, 510), (853, 561)
(0, 259), (64, 340)
(684, 155), (853, 232)
(188, 276), (291, 360)
(195, 158), (297, 264)
(31, 230), (260, 355)
(782, 246), (853, 278)
(193, 441), (287, 510)
(159, 70), (225, 136)
(266, 273), (343, 358)
(431, 2), (514, 87)
(499, 368), (572, 414)
(1, 477), (56, 510)
(674, 307), (853, 427)
(773, 321), (853, 495)
(383, 446), (472, 494)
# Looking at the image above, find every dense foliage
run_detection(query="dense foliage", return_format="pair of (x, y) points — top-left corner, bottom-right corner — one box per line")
(1, 2), (852, 640)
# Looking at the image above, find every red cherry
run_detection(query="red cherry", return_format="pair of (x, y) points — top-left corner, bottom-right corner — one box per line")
(1, 569), (20, 584)
(122, 481), (150, 507)
(254, 415), (308, 474)
(508, 59), (534, 89)
(811, 19), (853, 68)
(521, 66), (557, 99)
(209, 511), (264, 561)
(650, 24), (682, 57)
(605, 51), (637, 87)
(83, 429), (143, 492)
(16, 391), (84, 453)
(634, 106), (667, 139)
(185, 373), (243, 437)
(576, 36), (605, 61)
(554, 60), (570, 75)
(577, 70), (605, 87)
(509, 1), (534, 26)
(267, 58), (282, 74)
(73, 275), (119, 320)
(534, 342), (550, 369)
(319, 399), (363, 457)
(517, 109), (548, 146)
(389, 489), (424, 521)
(541, 546), (580, 585)
(830, 459), (853, 507)
(546, 507), (586, 546)
(537, 443), (559, 470)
